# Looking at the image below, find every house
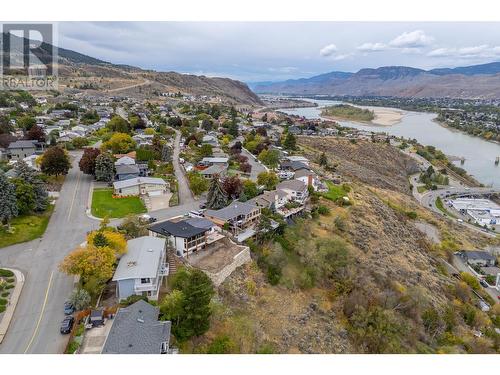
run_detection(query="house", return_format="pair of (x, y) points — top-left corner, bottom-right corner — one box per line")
(205, 201), (261, 234)
(199, 163), (228, 179)
(202, 135), (219, 147)
(201, 157), (229, 166)
(279, 159), (310, 173)
(115, 156), (136, 166)
(285, 156), (309, 166)
(249, 189), (288, 211)
(277, 179), (309, 204)
(462, 251), (497, 267)
(101, 300), (172, 354)
(115, 164), (141, 181)
(112, 236), (168, 301)
(7, 140), (41, 160)
(113, 177), (168, 197)
(149, 217), (224, 257)
(295, 169), (325, 192)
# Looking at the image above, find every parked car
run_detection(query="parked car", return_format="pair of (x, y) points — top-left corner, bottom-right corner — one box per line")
(60, 316), (75, 334)
(139, 214), (157, 223)
(199, 203), (207, 209)
(63, 301), (75, 315)
(480, 279), (489, 288)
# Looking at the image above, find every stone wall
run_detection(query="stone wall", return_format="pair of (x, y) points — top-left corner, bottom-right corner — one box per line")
(203, 246), (251, 287)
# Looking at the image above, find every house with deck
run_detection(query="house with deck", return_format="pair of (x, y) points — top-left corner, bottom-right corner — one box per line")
(112, 236), (168, 301)
(149, 217), (224, 257)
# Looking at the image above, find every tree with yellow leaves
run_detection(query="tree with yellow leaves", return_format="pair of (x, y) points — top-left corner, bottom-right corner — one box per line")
(59, 245), (116, 288)
(87, 229), (127, 256)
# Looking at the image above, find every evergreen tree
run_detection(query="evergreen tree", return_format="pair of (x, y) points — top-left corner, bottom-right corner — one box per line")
(14, 160), (48, 211)
(0, 172), (18, 224)
(283, 132), (297, 150)
(206, 175), (228, 209)
(94, 153), (115, 182)
(161, 144), (171, 162)
(13, 178), (35, 215)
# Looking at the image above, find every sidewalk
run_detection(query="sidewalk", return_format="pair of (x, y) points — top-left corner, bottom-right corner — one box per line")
(0, 268), (25, 344)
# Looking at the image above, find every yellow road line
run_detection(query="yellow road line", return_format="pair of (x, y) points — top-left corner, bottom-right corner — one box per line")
(67, 171), (81, 220)
(24, 270), (54, 354)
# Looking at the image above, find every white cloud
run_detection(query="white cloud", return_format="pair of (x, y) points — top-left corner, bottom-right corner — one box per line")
(356, 42), (387, 52)
(427, 44), (500, 59)
(319, 43), (338, 57)
(331, 53), (353, 61)
(389, 30), (434, 48)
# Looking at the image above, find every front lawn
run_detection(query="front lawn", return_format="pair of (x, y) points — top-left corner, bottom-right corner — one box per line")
(91, 188), (147, 218)
(0, 205), (54, 249)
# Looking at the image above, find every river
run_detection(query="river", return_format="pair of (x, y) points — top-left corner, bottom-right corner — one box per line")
(279, 98), (500, 187)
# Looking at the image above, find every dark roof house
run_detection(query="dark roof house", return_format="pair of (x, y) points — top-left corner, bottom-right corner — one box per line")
(102, 300), (171, 354)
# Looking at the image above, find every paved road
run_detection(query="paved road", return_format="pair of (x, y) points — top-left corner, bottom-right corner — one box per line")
(0, 152), (100, 354)
(171, 129), (195, 206)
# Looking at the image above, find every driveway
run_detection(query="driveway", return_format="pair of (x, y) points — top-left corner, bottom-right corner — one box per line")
(0, 152), (99, 354)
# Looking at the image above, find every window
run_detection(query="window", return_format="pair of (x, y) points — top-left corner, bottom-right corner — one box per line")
(140, 278), (151, 284)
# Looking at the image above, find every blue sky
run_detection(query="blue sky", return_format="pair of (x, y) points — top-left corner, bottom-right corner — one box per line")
(58, 22), (500, 82)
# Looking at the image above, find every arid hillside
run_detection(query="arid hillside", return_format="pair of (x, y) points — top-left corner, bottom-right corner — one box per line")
(180, 140), (499, 354)
(299, 137), (420, 194)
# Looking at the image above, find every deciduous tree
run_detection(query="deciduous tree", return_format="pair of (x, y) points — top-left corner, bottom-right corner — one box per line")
(40, 146), (71, 176)
(102, 132), (136, 154)
(79, 148), (101, 175)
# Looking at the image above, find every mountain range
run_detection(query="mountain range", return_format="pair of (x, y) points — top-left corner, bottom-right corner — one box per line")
(0, 33), (262, 105)
(251, 62), (500, 99)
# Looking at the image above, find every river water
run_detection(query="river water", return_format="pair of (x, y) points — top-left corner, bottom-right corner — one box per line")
(279, 98), (500, 187)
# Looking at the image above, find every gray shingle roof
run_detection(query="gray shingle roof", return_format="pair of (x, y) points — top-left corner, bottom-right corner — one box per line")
(149, 219), (208, 238)
(277, 179), (307, 192)
(7, 140), (37, 149)
(112, 236), (166, 281)
(116, 164), (140, 175)
(102, 300), (171, 354)
(205, 201), (258, 221)
(113, 177), (167, 190)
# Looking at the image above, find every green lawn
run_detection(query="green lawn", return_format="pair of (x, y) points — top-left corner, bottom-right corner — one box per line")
(0, 205), (54, 249)
(417, 185), (427, 194)
(322, 181), (349, 201)
(91, 188), (147, 218)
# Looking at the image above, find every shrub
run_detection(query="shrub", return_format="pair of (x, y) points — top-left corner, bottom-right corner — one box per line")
(0, 305), (5, 313)
(0, 269), (14, 277)
(0, 298), (7, 305)
(206, 335), (236, 354)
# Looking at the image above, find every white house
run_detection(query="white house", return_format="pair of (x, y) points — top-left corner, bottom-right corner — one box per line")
(277, 179), (309, 204)
(112, 236), (168, 301)
(113, 177), (168, 197)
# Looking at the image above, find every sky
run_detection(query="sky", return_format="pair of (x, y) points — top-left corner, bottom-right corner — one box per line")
(58, 22), (500, 82)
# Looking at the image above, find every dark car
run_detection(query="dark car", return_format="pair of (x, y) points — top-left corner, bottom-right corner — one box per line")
(60, 316), (75, 334)
(64, 301), (75, 315)
(480, 280), (489, 288)
(199, 203), (207, 209)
